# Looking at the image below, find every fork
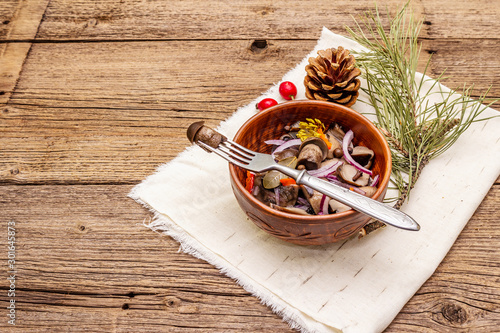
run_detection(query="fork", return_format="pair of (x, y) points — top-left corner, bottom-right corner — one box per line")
(197, 138), (420, 231)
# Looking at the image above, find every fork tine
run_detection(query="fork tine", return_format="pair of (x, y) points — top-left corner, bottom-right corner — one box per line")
(218, 144), (252, 163)
(220, 140), (254, 159)
(225, 139), (257, 156)
(197, 141), (251, 169)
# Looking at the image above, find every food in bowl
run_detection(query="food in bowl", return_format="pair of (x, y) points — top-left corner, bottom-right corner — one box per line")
(228, 100), (391, 245)
(247, 118), (379, 216)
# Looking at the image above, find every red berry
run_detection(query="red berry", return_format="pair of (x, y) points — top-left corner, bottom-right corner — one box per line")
(256, 98), (278, 111)
(279, 81), (297, 100)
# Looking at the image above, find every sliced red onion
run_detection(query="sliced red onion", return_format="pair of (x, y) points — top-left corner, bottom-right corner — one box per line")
(308, 161), (343, 178)
(351, 187), (366, 196)
(370, 174), (380, 187)
(294, 204), (309, 210)
(264, 139), (286, 146)
(326, 174), (338, 181)
(342, 130), (373, 176)
(271, 138), (301, 158)
(296, 197), (309, 206)
(294, 198), (311, 212)
(292, 205), (310, 214)
(274, 187), (280, 206)
(319, 194), (329, 215)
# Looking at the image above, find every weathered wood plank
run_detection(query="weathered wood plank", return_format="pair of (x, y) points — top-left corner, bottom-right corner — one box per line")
(0, 184), (498, 332)
(423, 38), (500, 93)
(1, 39), (498, 184)
(0, 0), (49, 40)
(8, 39), (500, 109)
(421, 1), (500, 39)
(12, 0), (497, 41)
(0, 39), (314, 183)
(0, 0), (50, 104)
(0, 184), (294, 331)
(23, 0), (412, 41)
(0, 0), (498, 331)
(0, 1), (21, 39)
(7, 40), (315, 109)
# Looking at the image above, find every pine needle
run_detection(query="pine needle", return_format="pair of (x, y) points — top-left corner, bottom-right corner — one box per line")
(345, 1), (497, 208)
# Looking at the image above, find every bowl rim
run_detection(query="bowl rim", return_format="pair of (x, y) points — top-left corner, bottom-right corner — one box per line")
(228, 100), (392, 223)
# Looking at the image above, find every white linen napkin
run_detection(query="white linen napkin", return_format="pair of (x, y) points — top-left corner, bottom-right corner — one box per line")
(129, 27), (500, 333)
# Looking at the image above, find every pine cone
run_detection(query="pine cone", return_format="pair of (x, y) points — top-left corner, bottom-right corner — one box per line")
(304, 47), (361, 107)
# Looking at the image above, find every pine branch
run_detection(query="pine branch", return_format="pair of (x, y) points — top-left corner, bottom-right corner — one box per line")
(347, 1), (497, 235)
(393, 155), (429, 210)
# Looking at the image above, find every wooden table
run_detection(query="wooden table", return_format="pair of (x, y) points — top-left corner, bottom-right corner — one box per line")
(1, 0), (498, 331)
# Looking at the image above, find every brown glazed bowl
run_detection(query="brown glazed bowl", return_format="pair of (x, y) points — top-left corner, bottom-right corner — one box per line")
(228, 100), (392, 245)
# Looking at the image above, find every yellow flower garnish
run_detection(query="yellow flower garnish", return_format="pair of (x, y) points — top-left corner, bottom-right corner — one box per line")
(296, 118), (326, 141)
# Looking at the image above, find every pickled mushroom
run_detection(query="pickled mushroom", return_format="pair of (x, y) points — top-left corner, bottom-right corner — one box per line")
(350, 146), (374, 168)
(274, 147), (299, 162)
(326, 123), (346, 142)
(325, 126), (344, 159)
(297, 137), (328, 170)
(302, 188), (324, 214)
(336, 163), (370, 186)
(271, 204), (310, 215)
(277, 185), (300, 207)
(359, 186), (378, 197)
(329, 199), (351, 213)
(255, 182), (299, 207)
(187, 121), (226, 149)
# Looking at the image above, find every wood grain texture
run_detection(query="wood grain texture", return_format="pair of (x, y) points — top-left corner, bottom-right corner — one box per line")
(0, 185), (293, 332)
(0, 1), (20, 40)
(0, 185), (498, 332)
(23, 0), (411, 41)
(22, 0), (500, 40)
(0, 0), (499, 331)
(0, 0), (50, 103)
(1, 39), (498, 184)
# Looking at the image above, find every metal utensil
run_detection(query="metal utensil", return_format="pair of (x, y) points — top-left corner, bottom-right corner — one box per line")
(197, 138), (420, 231)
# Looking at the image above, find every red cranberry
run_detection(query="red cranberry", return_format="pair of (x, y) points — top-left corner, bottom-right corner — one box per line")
(279, 81), (297, 100)
(256, 98), (278, 111)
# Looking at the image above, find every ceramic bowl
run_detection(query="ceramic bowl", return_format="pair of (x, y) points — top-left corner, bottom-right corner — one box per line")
(228, 100), (392, 245)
